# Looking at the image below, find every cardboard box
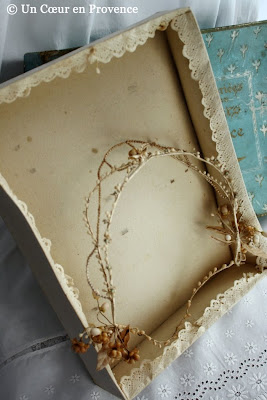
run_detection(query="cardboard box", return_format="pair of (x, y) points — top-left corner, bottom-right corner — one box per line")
(0, 8), (266, 399)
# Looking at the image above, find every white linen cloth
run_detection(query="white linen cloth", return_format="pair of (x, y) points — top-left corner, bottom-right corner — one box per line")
(0, 1), (266, 399)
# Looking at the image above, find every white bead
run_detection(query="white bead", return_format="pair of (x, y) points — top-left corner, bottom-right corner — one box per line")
(91, 328), (102, 337)
(100, 302), (110, 312)
(221, 205), (229, 216)
(253, 234), (260, 245)
(225, 234), (232, 242)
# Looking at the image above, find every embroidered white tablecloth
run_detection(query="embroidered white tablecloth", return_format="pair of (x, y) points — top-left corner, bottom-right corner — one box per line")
(0, 217), (267, 400)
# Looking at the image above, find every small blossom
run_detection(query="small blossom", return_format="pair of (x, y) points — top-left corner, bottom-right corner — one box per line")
(19, 396), (29, 400)
(225, 329), (234, 338)
(157, 384), (171, 398)
(44, 386), (55, 396)
(183, 349), (194, 358)
(249, 372), (267, 392)
(245, 320), (254, 328)
(224, 352), (238, 366)
(70, 374), (80, 383)
(244, 342), (258, 354)
(136, 396), (148, 400)
(243, 296), (253, 306)
(206, 339), (214, 347)
(180, 373), (195, 387)
(90, 392), (100, 400)
(227, 384), (248, 399)
(203, 363), (217, 376)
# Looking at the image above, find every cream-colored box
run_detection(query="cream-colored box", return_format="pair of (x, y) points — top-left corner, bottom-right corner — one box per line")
(0, 8), (266, 400)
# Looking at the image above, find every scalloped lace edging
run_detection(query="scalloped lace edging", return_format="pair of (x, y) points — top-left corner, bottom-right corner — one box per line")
(119, 271), (267, 399)
(0, 174), (88, 328)
(0, 9), (188, 105)
(170, 12), (262, 233)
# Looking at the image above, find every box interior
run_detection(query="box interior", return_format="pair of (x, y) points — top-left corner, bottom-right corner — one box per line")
(0, 24), (256, 386)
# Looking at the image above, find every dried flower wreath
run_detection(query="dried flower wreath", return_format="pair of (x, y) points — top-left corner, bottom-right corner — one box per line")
(71, 140), (264, 370)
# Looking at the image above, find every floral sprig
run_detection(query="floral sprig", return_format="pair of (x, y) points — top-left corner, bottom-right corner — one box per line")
(72, 325), (139, 370)
(71, 140), (266, 369)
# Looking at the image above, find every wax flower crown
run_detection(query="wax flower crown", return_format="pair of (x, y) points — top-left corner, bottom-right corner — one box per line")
(71, 140), (266, 370)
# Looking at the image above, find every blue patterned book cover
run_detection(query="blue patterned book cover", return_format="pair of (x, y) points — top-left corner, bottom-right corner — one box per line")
(202, 21), (267, 216)
(24, 21), (267, 216)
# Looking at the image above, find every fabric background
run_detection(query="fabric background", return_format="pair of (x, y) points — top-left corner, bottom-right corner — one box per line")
(0, 1), (267, 399)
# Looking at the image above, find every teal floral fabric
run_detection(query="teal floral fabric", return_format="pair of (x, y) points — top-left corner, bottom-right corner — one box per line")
(202, 22), (267, 216)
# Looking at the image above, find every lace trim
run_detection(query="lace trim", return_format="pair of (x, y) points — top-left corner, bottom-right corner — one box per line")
(0, 9), (186, 105)
(0, 8), (267, 398)
(0, 174), (88, 328)
(170, 13), (262, 232)
(170, 12), (267, 257)
(119, 271), (267, 399)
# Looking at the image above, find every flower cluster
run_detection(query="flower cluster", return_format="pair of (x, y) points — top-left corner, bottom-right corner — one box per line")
(72, 325), (140, 370)
(71, 338), (90, 354)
